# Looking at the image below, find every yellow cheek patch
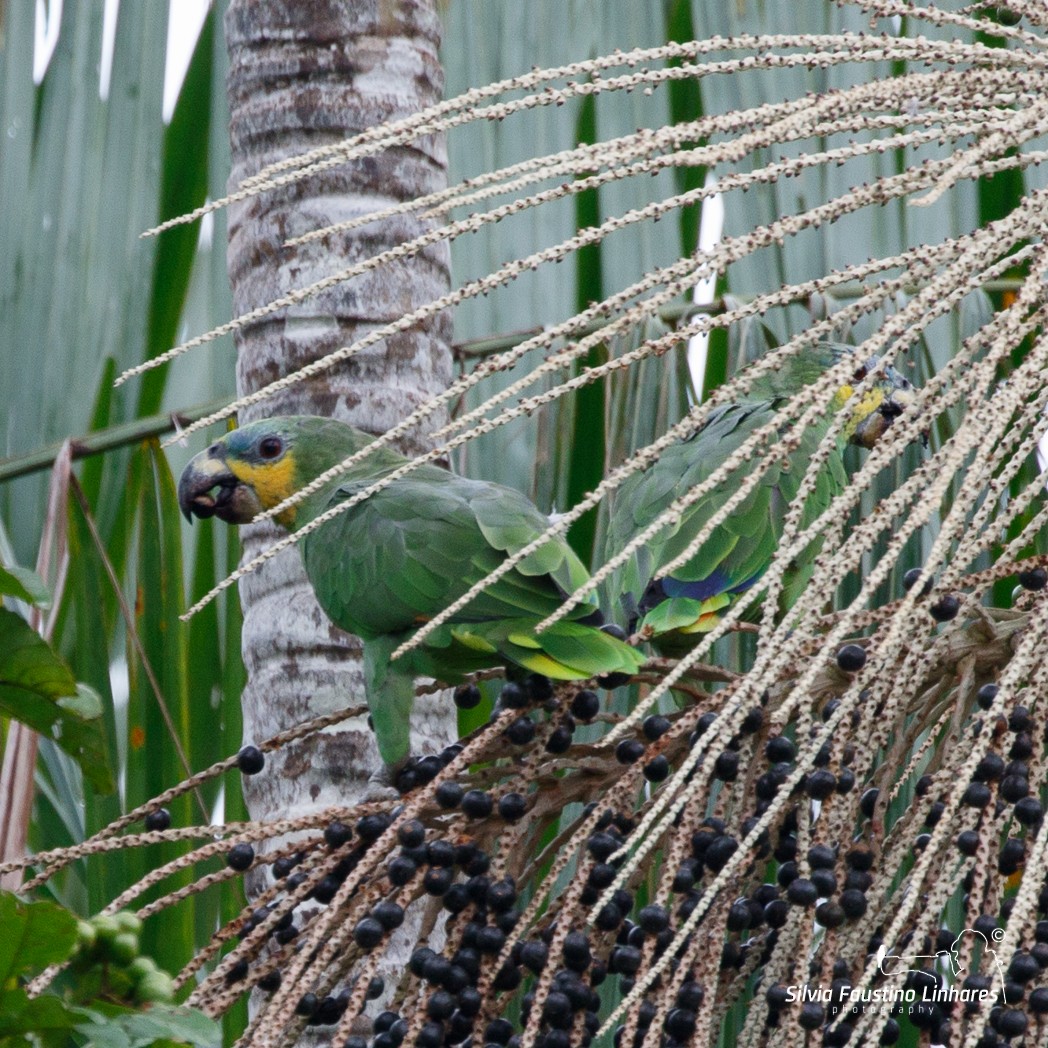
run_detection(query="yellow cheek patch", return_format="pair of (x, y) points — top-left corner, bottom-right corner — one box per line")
(227, 456), (298, 523)
(833, 385), (884, 440)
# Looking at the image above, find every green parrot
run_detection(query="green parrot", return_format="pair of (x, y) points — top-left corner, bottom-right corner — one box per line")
(603, 348), (917, 649)
(177, 417), (643, 768)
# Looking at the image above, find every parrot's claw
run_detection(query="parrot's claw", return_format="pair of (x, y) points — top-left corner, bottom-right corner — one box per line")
(363, 767), (401, 804)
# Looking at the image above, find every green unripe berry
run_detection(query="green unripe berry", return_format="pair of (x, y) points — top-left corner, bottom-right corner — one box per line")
(108, 931), (139, 966)
(90, 914), (121, 941)
(76, 920), (97, 952)
(114, 911), (143, 937)
(127, 956), (159, 981)
(133, 970), (175, 1004)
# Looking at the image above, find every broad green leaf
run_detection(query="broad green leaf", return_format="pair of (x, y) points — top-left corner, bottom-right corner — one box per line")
(0, 608), (113, 793)
(73, 1003), (220, 1048)
(0, 892), (79, 982)
(0, 988), (79, 1046)
(0, 564), (50, 610)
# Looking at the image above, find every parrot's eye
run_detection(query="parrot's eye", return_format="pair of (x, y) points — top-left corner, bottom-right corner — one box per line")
(258, 437), (284, 460)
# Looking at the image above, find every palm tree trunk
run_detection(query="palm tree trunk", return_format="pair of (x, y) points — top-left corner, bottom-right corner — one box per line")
(225, 0), (453, 850)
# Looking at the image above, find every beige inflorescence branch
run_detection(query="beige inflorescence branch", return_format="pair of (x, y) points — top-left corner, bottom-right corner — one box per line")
(52, 4), (1048, 1045)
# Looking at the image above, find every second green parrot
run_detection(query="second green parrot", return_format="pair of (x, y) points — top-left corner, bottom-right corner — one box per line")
(603, 347), (917, 648)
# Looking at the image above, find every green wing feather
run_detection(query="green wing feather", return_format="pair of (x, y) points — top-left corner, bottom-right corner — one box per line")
(301, 462), (643, 764)
(603, 384), (849, 645)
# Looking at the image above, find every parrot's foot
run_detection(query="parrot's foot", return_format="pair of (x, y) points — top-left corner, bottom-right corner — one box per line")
(363, 767), (401, 804)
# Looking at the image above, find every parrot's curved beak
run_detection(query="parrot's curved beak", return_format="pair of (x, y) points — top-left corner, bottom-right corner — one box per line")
(849, 366), (918, 450)
(177, 446), (263, 525)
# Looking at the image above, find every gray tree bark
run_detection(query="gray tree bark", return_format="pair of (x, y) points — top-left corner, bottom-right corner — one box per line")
(225, 0), (454, 853)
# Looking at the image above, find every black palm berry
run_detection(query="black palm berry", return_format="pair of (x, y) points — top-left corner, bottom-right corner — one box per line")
(439, 884), (468, 915)
(1010, 731), (1034, 759)
(610, 945), (642, 975)
(615, 739), (645, 764)
(1019, 566), (1047, 591)
(426, 990), (455, 1021)
(786, 878), (818, 907)
(924, 800), (945, 825)
(434, 782), (464, 809)
(237, 745), (265, 774)
(487, 879), (518, 912)
(595, 903), (623, 931)
(295, 994), (322, 1020)
(859, 787), (880, 818)
(807, 844), (836, 869)
(475, 925), (507, 954)
(995, 1009), (1027, 1036)
(423, 866), (454, 896)
(545, 725), (573, 753)
(356, 813), (392, 841)
(258, 970), (282, 992)
(144, 808), (171, 832)
(930, 594), (960, 622)
(976, 682), (998, 709)
(1000, 774), (1029, 803)
(999, 838), (1025, 875)
(664, 1008), (696, 1040)
(878, 1018), (901, 1044)
(1007, 951), (1039, 984)
(816, 900), (845, 929)
(499, 682), (528, 709)
(542, 991), (573, 1029)
(506, 716), (536, 745)
(520, 941), (548, 973)
(372, 901), (404, 930)
(588, 831), (621, 864)
(226, 843), (254, 871)
(714, 750), (740, 781)
(836, 644), (867, 672)
(498, 792), (527, 821)
(643, 715), (672, 741)
(839, 888), (867, 919)
(415, 755), (442, 783)
(726, 900), (752, 932)
(324, 821), (352, 848)
(570, 690), (600, 721)
(484, 1019), (514, 1045)
(387, 855), (417, 887)
(798, 1001), (823, 1030)
(972, 753), (1005, 782)
(1008, 706), (1033, 733)
(1029, 987), (1048, 1013)
(454, 683), (482, 709)
(562, 931), (591, 972)
(962, 782), (991, 808)
(353, 916), (385, 949)
(765, 735), (796, 763)
(526, 673), (554, 700)
(426, 839), (456, 867)
(1015, 796), (1043, 825)
(704, 835), (739, 873)
(638, 905), (670, 934)
(461, 790), (493, 818)
(643, 755), (670, 782)
(805, 770), (837, 799)
(810, 868), (837, 896)
(902, 568), (932, 595)
(394, 820), (423, 849)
